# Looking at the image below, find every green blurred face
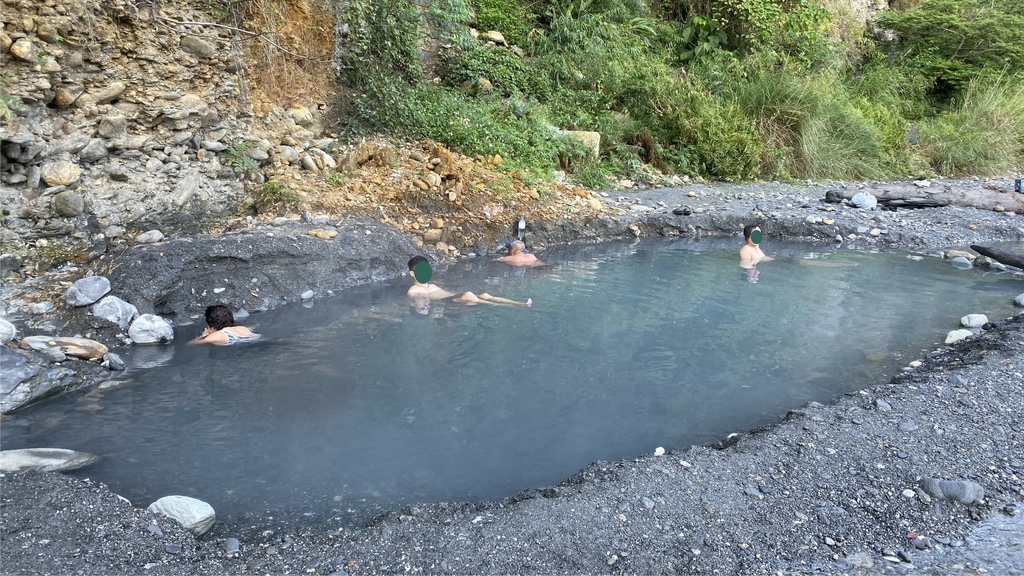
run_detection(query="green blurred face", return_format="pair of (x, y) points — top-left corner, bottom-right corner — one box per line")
(750, 229), (762, 244)
(413, 260), (433, 283)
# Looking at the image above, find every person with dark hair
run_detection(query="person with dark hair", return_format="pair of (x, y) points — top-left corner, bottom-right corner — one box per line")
(739, 224), (773, 269)
(190, 304), (260, 345)
(495, 240), (545, 267)
(739, 224), (774, 284)
(407, 255), (531, 312)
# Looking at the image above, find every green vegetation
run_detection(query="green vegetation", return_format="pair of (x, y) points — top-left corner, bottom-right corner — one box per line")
(331, 0), (1024, 184)
(256, 181), (301, 209)
(0, 72), (25, 123)
(324, 170), (346, 186)
(225, 141), (260, 176)
(918, 76), (1024, 176)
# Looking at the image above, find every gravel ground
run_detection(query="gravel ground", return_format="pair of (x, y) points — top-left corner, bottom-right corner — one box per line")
(2, 178), (1024, 575)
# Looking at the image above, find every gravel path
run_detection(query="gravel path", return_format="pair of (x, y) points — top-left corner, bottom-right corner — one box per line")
(2, 178), (1023, 575)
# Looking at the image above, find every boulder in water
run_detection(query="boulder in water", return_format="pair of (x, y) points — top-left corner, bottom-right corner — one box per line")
(0, 448), (100, 473)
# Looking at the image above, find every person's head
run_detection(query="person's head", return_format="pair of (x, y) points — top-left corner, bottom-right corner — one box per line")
(408, 255), (433, 284)
(204, 304), (235, 330)
(408, 255), (428, 272)
(509, 240), (526, 255)
(743, 224), (762, 244)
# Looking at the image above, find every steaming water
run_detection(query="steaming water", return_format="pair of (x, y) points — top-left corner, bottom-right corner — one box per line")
(3, 239), (1018, 526)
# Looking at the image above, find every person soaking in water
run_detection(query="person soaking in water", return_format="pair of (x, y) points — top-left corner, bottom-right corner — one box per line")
(406, 255), (532, 308)
(190, 304), (260, 345)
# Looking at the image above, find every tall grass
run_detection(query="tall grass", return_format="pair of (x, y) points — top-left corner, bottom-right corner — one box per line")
(918, 75), (1024, 176)
(730, 67), (893, 180)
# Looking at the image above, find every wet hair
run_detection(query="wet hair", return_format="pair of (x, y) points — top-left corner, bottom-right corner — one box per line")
(204, 304), (235, 331)
(509, 240), (525, 255)
(743, 224), (759, 240)
(408, 255), (428, 271)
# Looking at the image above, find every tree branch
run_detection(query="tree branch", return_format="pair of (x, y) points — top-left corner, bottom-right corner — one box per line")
(155, 14), (333, 62)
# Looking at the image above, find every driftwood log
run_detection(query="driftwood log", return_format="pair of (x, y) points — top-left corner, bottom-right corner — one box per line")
(971, 245), (1024, 270)
(834, 183), (1024, 212)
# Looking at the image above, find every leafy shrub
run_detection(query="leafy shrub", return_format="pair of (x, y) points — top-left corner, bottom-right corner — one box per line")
(438, 45), (546, 96)
(471, 0), (535, 45)
(324, 171), (346, 186)
(226, 141), (260, 176)
(918, 76), (1024, 176)
(257, 181), (301, 207)
(877, 0), (1024, 102)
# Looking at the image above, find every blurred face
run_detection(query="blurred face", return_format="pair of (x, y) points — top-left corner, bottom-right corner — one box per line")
(410, 260), (433, 283)
(750, 228), (762, 244)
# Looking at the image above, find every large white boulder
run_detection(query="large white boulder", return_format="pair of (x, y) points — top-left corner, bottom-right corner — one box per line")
(128, 314), (174, 344)
(0, 448), (99, 473)
(148, 495), (216, 536)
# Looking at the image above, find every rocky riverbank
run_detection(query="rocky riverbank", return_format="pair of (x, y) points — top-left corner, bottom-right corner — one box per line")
(3, 180), (1024, 575)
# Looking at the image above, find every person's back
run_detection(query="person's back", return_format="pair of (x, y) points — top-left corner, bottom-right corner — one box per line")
(190, 304), (260, 345)
(497, 241), (544, 267)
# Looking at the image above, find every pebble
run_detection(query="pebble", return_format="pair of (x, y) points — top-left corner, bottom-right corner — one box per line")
(165, 543), (182, 554)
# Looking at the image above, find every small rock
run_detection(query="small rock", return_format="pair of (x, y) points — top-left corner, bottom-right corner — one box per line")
(21, 336), (108, 359)
(920, 478), (985, 504)
(0, 318), (17, 343)
(148, 495), (216, 536)
(945, 329), (973, 344)
(135, 230), (165, 244)
(0, 448), (100, 473)
(960, 314), (988, 328)
(128, 314), (174, 344)
(300, 290), (315, 300)
(225, 538), (240, 553)
(850, 192), (877, 210)
(65, 276), (111, 306)
(40, 161), (82, 187)
(91, 296), (139, 329)
(103, 352), (126, 371)
(950, 257), (973, 270)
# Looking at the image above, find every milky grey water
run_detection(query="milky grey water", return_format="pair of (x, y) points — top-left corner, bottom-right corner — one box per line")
(2, 239), (1018, 526)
